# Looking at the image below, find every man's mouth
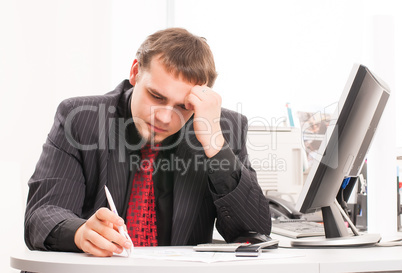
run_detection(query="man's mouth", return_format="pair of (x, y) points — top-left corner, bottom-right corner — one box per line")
(147, 123), (168, 133)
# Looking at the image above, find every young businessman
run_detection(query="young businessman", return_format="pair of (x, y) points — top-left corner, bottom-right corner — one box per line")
(24, 28), (271, 257)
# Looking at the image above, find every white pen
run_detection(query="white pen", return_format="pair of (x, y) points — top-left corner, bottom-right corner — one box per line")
(104, 185), (134, 257)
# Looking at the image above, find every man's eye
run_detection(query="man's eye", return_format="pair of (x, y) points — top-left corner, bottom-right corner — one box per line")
(150, 93), (162, 100)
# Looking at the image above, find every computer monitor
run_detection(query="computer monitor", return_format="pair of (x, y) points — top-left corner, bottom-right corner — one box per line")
(294, 64), (390, 247)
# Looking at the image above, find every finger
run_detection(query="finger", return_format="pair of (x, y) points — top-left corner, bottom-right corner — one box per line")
(95, 207), (125, 227)
(184, 94), (194, 111)
(191, 86), (210, 100)
(80, 236), (115, 257)
(185, 93), (202, 111)
(86, 227), (124, 255)
(87, 208), (132, 250)
(191, 86), (222, 107)
(90, 214), (131, 250)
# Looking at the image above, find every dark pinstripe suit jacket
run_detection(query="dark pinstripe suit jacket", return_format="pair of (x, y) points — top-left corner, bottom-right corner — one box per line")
(24, 80), (271, 250)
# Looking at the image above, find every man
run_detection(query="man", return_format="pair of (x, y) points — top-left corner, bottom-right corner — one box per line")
(24, 28), (271, 257)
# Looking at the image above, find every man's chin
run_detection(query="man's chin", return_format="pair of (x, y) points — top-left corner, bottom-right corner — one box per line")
(140, 131), (167, 145)
(150, 137), (165, 145)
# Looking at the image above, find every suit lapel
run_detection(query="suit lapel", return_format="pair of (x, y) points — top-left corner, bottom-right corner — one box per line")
(171, 124), (208, 245)
(90, 129), (132, 215)
(102, 87), (139, 215)
(94, 109), (137, 215)
(105, 147), (133, 214)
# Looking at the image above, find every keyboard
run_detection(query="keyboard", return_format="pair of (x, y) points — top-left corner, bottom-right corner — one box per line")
(272, 220), (325, 238)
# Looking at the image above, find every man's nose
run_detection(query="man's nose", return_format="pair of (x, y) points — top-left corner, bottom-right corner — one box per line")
(155, 107), (173, 124)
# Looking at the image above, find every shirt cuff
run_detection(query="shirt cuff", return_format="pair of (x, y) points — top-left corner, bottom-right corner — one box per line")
(44, 218), (86, 252)
(207, 145), (241, 196)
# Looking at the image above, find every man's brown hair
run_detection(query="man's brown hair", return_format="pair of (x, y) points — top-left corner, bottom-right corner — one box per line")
(136, 28), (217, 87)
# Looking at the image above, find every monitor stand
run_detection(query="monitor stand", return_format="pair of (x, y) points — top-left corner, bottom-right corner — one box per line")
(291, 200), (381, 247)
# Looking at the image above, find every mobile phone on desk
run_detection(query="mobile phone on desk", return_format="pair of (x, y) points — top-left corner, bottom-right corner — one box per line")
(235, 244), (262, 257)
(235, 238), (279, 257)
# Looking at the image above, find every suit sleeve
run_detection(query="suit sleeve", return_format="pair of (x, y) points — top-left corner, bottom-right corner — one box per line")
(207, 113), (272, 242)
(24, 99), (87, 251)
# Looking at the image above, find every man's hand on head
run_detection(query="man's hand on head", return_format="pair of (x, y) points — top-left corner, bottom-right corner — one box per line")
(185, 85), (224, 158)
(74, 208), (133, 257)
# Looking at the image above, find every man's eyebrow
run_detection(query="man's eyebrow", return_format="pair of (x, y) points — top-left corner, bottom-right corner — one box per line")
(148, 87), (167, 100)
(148, 87), (188, 109)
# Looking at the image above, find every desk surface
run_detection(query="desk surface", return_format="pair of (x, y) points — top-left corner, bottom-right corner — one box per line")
(10, 245), (402, 273)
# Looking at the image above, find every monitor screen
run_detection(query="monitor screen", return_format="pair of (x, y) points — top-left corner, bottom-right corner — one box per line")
(294, 64), (390, 247)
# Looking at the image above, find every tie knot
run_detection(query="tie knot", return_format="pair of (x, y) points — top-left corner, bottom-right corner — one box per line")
(141, 143), (161, 160)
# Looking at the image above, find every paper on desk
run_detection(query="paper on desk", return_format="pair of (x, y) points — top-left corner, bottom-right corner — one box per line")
(127, 247), (303, 263)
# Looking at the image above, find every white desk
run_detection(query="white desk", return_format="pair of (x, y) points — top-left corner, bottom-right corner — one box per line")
(10, 245), (402, 273)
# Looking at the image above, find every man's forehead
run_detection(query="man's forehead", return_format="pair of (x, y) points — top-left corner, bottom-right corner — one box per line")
(145, 81), (191, 101)
(143, 75), (193, 105)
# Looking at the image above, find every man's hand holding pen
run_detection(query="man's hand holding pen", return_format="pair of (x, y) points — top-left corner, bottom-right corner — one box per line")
(74, 186), (134, 257)
(74, 207), (133, 257)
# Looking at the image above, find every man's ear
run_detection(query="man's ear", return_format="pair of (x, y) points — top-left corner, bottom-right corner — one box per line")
(129, 59), (139, 86)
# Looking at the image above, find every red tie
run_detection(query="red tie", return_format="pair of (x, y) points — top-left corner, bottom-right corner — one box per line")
(126, 144), (160, 246)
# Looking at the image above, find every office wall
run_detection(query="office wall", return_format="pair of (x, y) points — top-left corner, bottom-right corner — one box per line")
(0, 1), (164, 272)
(1, 0), (401, 272)
(109, 0), (169, 87)
(172, 0), (401, 126)
(0, 1), (111, 271)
